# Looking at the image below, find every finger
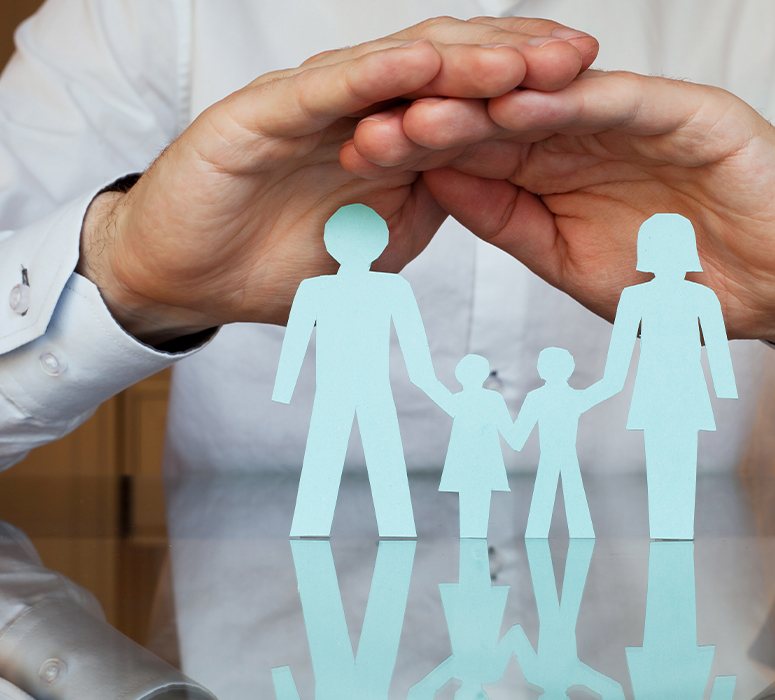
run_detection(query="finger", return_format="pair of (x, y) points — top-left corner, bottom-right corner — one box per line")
(422, 167), (563, 283)
(302, 16), (594, 93)
(233, 41), (442, 138)
(401, 97), (503, 150)
(468, 16), (599, 72)
(488, 71), (752, 164)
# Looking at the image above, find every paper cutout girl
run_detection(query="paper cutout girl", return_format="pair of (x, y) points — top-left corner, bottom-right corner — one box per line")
(438, 354), (519, 539)
(407, 538), (523, 700)
(599, 214), (737, 540)
(512, 347), (608, 539)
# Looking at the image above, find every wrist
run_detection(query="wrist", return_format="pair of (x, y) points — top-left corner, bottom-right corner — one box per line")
(77, 190), (213, 346)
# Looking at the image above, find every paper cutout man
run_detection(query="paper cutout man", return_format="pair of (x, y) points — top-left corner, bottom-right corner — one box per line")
(600, 213), (737, 540)
(272, 204), (450, 538)
(271, 539), (416, 699)
(512, 347), (607, 539)
(626, 542), (736, 698)
(407, 538), (522, 699)
(513, 539), (625, 698)
(437, 354), (519, 539)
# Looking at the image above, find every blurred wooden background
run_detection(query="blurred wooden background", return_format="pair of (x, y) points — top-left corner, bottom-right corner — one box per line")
(0, 1), (171, 644)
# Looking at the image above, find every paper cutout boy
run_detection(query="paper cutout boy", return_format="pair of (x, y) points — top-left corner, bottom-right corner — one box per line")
(512, 347), (608, 539)
(437, 354), (519, 539)
(272, 204), (449, 538)
(599, 213), (737, 540)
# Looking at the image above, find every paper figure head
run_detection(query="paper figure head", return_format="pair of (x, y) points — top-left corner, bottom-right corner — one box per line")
(455, 354), (491, 389)
(636, 213), (702, 274)
(454, 684), (488, 700)
(324, 203), (389, 267)
(537, 346), (575, 383)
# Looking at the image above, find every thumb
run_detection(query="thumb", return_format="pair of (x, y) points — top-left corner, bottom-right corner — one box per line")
(422, 168), (563, 285)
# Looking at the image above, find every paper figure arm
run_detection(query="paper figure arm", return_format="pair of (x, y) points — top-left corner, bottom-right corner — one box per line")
(406, 657), (455, 700)
(599, 286), (641, 396)
(392, 277), (452, 411)
(271, 666), (301, 700)
(494, 395), (521, 450)
(698, 287), (738, 399)
(578, 379), (617, 412)
(509, 393), (540, 451)
(272, 278), (319, 404)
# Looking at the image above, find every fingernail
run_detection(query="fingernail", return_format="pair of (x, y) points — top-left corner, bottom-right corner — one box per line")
(551, 27), (590, 40)
(416, 97), (444, 105)
(361, 113), (389, 123)
(527, 36), (564, 47)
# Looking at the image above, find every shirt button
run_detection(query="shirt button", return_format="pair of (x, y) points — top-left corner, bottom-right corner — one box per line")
(39, 352), (66, 377)
(9, 283), (30, 315)
(39, 658), (66, 684)
(483, 370), (504, 391)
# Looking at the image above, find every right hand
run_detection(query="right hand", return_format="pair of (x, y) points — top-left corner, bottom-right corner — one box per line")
(77, 16), (598, 344)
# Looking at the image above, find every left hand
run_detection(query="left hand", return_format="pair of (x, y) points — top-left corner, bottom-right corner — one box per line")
(344, 71), (775, 342)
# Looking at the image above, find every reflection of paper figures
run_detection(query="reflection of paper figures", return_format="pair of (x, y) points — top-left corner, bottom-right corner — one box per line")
(626, 542), (736, 698)
(408, 539), (520, 699)
(600, 214), (737, 540)
(511, 347), (607, 539)
(272, 204), (450, 538)
(272, 540), (416, 699)
(514, 539), (625, 699)
(438, 355), (519, 539)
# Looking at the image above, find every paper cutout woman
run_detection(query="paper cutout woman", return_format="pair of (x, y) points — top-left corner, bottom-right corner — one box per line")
(513, 539), (625, 699)
(512, 347), (608, 539)
(600, 214), (737, 540)
(407, 538), (522, 700)
(272, 204), (450, 538)
(626, 542), (736, 698)
(272, 539), (416, 699)
(438, 354), (519, 539)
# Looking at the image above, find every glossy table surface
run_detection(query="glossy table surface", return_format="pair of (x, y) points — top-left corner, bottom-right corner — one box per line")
(3, 471), (775, 699)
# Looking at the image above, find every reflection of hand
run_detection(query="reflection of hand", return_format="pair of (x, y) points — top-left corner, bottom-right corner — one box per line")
(77, 17), (598, 345)
(349, 71), (775, 342)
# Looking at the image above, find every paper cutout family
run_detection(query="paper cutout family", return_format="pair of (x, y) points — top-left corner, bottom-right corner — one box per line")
(271, 539), (736, 699)
(273, 204), (738, 541)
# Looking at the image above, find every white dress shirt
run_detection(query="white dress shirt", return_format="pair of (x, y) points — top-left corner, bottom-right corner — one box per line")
(0, 2), (774, 697)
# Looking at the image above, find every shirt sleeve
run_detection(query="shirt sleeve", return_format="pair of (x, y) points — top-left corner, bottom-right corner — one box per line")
(0, 0), (206, 468)
(0, 522), (217, 700)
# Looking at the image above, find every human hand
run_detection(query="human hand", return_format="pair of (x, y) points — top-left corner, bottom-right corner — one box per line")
(349, 71), (775, 342)
(77, 17), (598, 344)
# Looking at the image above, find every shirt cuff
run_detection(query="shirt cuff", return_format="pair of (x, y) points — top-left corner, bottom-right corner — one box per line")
(0, 272), (214, 424)
(0, 598), (216, 700)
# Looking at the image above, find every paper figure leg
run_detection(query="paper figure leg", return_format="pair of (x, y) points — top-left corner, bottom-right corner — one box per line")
(525, 462), (561, 538)
(357, 400), (416, 538)
(643, 429), (699, 540)
(560, 461), (595, 539)
(458, 489), (492, 539)
(290, 396), (355, 537)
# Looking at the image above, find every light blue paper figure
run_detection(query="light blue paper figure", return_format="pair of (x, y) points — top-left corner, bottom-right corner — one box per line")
(513, 539), (625, 699)
(271, 539), (416, 699)
(600, 214), (737, 540)
(408, 538), (522, 699)
(437, 354), (519, 539)
(272, 204), (450, 538)
(511, 347), (607, 539)
(626, 542), (736, 699)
